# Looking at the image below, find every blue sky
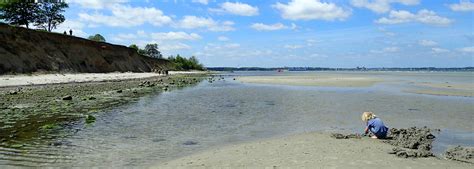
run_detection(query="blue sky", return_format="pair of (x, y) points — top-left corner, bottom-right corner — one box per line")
(57, 0), (473, 68)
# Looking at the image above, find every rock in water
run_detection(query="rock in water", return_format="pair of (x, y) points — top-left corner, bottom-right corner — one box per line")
(62, 95), (73, 100)
(85, 115), (96, 124)
(444, 146), (474, 163)
(183, 140), (198, 145)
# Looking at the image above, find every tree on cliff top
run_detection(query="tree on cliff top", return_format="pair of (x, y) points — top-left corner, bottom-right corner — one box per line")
(0, 1), (39, 28)
(144, 43), (163, 59)
(34, 1), (68, 32)
(88, 34), (106, 42)
(0, 0), (68, 31)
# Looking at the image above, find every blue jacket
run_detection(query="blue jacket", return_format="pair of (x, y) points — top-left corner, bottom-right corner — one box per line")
(367, 117), (388, 138)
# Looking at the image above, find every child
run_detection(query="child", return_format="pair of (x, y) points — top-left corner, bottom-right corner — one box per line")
(361, 112), (388, 139)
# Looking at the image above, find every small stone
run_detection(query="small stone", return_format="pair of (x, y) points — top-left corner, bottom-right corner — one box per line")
(62, 95), (73, 100)
(183, 140), (198, 145)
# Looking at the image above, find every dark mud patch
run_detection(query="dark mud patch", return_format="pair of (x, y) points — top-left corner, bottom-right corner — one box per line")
(444, 146), (474, 163)
(385, 127), (438, 158)
(330, 133), (362, 139)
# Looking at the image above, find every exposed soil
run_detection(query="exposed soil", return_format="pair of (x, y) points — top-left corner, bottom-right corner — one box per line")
(0, 23), (172, 74)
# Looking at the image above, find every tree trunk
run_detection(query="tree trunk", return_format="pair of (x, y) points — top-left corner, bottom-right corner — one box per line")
(48, 22), (51, 32)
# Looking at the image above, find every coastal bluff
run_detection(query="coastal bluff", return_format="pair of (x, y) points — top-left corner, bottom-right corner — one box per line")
(0, 23), (172, 75)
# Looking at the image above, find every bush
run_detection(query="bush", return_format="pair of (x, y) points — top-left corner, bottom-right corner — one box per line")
(168, 55), (205, 71)
(88, 34), (105, 42)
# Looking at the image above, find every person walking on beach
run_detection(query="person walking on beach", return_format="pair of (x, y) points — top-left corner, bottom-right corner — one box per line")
(361, 112), (388, 139)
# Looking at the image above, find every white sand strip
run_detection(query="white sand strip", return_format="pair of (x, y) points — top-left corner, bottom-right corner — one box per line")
(0, 72), (163, 87)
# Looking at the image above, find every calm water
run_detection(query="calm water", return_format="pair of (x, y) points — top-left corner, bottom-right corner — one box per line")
(1, 71), (473, 167)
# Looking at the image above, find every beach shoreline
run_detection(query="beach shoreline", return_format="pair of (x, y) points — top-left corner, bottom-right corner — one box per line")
(0, 71), (209, 88)
(156, 132), (472, 168)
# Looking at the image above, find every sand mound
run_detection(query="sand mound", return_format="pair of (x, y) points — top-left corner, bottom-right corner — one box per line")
(445, 146), (474, 163)
(385, 127), (438, 158)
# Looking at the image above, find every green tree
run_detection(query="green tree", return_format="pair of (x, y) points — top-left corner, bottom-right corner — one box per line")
(144, 43), (162, 58)
(88, 34), (106, 42)
(129, 44), (139, 51)
(0, 1), (40, 29)
(34, 1), (68, 32)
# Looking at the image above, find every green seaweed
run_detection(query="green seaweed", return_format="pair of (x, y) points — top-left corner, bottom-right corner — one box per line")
(85, 115), (96, 124)
(40, 123), (59, 130)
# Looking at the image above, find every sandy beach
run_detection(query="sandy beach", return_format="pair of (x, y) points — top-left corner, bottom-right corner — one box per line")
(0, 72), (163, 87)
(157, 132), (472, 168)
(237, 72), (474, 97)
(0, 71), (209, 87)
(237, 74), (382, 87)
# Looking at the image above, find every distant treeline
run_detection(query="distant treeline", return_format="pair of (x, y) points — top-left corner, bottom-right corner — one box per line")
(207, 67), (474, 72)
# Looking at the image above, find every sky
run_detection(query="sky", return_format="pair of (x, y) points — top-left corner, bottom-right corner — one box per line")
(55, 0), (473, 68)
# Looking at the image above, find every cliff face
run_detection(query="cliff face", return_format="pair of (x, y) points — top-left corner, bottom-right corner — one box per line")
(0, 24), (172, 74)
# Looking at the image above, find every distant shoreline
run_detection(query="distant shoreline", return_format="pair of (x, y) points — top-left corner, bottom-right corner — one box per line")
(207, 67), (474, 72)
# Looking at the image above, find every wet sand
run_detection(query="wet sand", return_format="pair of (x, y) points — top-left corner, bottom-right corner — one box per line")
(405, 82), (474, 97)
(157, 132), (472, 168)
(237, 74), (382, 87)
(237, 72), (474, 97)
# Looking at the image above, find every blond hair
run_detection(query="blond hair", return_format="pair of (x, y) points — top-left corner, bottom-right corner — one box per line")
(361, 112), (377, 122)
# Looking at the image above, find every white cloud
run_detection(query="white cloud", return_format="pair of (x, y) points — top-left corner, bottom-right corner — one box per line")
(378, 27), (396, 36)
(67, 0), (129, 9)
(376, 9), (452, 26)
(250, 23), (294, 31)
(192, 0), (209, 5)
(383, 46), (400, 52)
(150, 32), (201, 41)
(213, 2), (259, 16)
(53, 20), (87, 37)
(449, 0), (474, 12)
(161, 43), (192, 51)
(431, 48), (450, 53)
(203, 43), (241, 53)
(218, 36), (230, 41)
(111, 31), (199, 56)
(458, 46), (474, 53)
(284, 44), (304, 49)
(350, 0), (420, 13)
(78, 5), (172, 27)
(418, 40), (437, 46)
(273, 0), (351, 21)
(370, 46), (400, 53)
(175, 16), (235, 31)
